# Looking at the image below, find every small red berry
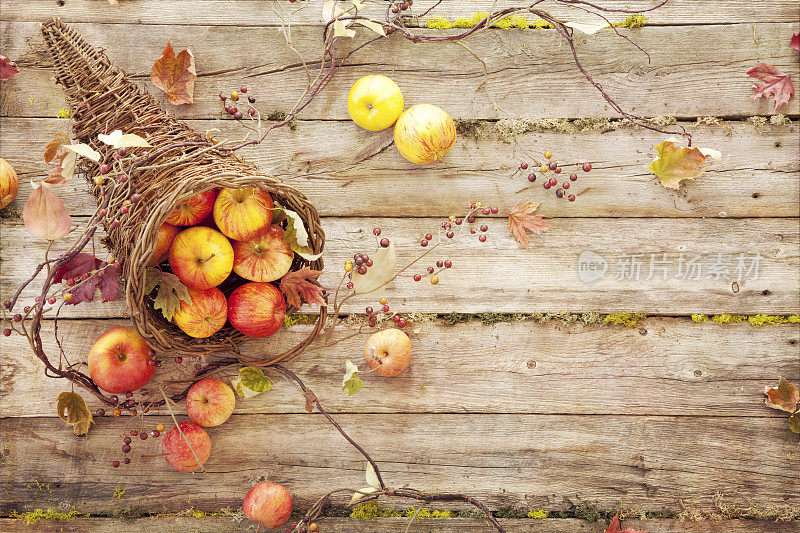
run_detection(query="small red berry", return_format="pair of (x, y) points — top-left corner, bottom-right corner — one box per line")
(151, 430), (160, 438)
(392, 6), (399, 13)
(219, 92), (227, 101)
(234, 112), (243, 120)
(454, 218), (462, 225)
(120, 205), (129, 214)
(528, 173), (536, 182)
(125, 391), (133, 398)
(23, 306), (30, 313)
(480, 225), (488, 232)
(491, 207), (499, 214)
(358, 266), (367, 275)
(569, 173), (578, 181)
(366, 259), (373, 267)
(113, 461), (120, 468)
(436, 260), (443, 268)
(47, 297), (56, 304)
(478, 234), (487, 242)
(420, 240), (428, 247)
(520, 162), (528, 170)
(563, 182), (570, 189)
(174, 357), (183, 364)
(427, 267), (435, 274)
(117, 148), (127, 157)
(248, 108), (256, 117)
(98, 208), (108, 217)
(355, 257), (363, 266)
(382, 305), (390, 313)
(482, 208), (490, 215)
(444, 260), (452, 268)
(99, 164), (110, 175)
(470, 228), (477, 234)
(2, 329), (11, 337)
(398, 319), (407, 328)
(556, 188), (564, 198)
(122, 444), (131, 453)
(555, 167), (562, 174)
(140, 432), (148, 440)
(425, 233), (433, 241)
(110, 396), (119, 404)
(549, 177), (557, 186)
(240, 86), (247, 93)
(380, 238), (389, 247)
(347, 282), (354, 289)
(568, 194), (576, 202)
(13, 314), (21, 322)
(124, 437), (131, 444)
(373, 228), (381, 236)
(467, 216), (476, 223)
(386, 27), (395, 34)
(124, 458), (131, 464)
(366, 306), (373, 314)
(147, 359), (157, 367)
(583, 163), (592, 172)
(446, 231), (454, 238)
(131, 193), (141, 203)
(116, 174), (127, 183)
(548, 162), (557, 171)
(413, 274), (421, 281)
(248, 96), (256, 103)
(3, 301), (10, 309)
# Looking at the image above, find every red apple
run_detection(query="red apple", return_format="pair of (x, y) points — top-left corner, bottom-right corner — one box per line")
(164, 189), (216, 226)
(243, 482), (292, 529)
(213, 187), (274, 241)
(232, 225), (294, 282)
(364, 328), (412, 377)
(186, 378), (236, 427)
(147, 222), (180, 266)
(169, 226), (234, 290)
(173, 287), (228, 339)
(227, 282), (286, 338)
(161, 421), (211, 472)
(87, 326), (156, 393)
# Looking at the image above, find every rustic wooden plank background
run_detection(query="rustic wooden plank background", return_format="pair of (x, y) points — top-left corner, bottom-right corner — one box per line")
(1, 1), (798, 532)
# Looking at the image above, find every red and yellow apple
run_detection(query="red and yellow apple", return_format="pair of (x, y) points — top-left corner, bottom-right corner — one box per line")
(243, 482), (292, 529)
(393, 104), (457, 164)
(227, 282), (286, 338)
(169, 226), (234, 290)
(0, 158), (19, 209)
(164, 189), (216, 226)
(162, 421), (212, 472)
(232, 225), (294, 282)
(213, 187), (273, 241)
(173, 287), (228, 338)
(148, 222), (180, 266)
(364, 328), (412, 377)
(347, 75), (404, 131)
(88, 326), (156, 393)
(186, 378), (236, 427)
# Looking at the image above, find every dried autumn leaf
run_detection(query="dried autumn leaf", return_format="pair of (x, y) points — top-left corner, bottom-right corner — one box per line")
(231, 366), (272, 398)
(365, 461), (380, 489)
(764, 377), (799, 413)
(349, 486), (380, 506)
(507, 201), (551, 250)
(44, 131), (69, 163)
(648, 140), (721, 190)
(23, 184), (72, 240)
(0, 55), (20, 80)
(280, 206), (323, 260)
(280, 268), (327, 309)
(45, 146), (77, 186)
(357, 20), (386, 37)
(564, 21), (608, 35)
(351, 242), (396, 295)
(144, 267), (190, 321)
(55, 253), (121, 305)
(56, 391), (94, 436)
(342, 359), (364, 396)
(604, 512), (646, 533)
(151, 41), (196, 106)
(63, 142), (101, 162)
(789, 412), (800, 434)
(747, 63), (795, 112)
(98, 130), (151, 149)
(792, 33), (800, 53)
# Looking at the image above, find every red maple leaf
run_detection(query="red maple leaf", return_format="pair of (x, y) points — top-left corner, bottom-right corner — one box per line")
(604, 512), (647, 533)
(151, 41), (196, 105)
(279, 268), (327, 309)
(54, 253), (121, 305)
(507, 201), (551, 250)
(746, 63), (795, 112)
(791, 33), (799, 53)
(1, 56), (20, 80)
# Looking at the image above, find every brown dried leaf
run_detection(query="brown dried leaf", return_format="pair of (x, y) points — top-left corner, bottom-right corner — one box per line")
(56, 391), (94, 436)
(151, 41), (196, 105)
(44, 131), (69, 163)
(764, 377), (799, 413)
(280, 268), (327, 309)
(507, 201), (551, 250)
(23, 184), (72, 240)
(648, 141), (721, 190)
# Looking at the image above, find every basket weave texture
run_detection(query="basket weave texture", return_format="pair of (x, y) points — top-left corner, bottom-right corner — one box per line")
(41, 18), (326, 362)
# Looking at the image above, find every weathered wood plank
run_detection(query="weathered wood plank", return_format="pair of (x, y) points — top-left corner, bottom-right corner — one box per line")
(2, 217), (797, 317)
(2, 0), (798, 26)
(3, 22), (798, 119)
(2, 318), (796, 418)
(2, 517), (799, 533)
(1, 414), (797, 513)
(2, 118), (797, 219)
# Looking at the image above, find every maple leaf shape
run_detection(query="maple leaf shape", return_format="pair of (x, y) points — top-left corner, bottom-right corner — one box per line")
(507, 201), (551, 250)
(648, 141), (721, 190)
(604, 512), (647, 533)
(764, 377), (799, 413)
(791, 33), (799, 53)
(747, 63), (795, 112)
(54, 253), (121, 305)
(280, 268), (327, 309)
(1, 55), (20, 80)
(144, 267), (190, 322)
(151, 41), (196, 105)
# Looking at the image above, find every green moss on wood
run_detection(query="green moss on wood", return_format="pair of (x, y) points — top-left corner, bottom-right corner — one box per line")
(10, 507), (86, 526)
(284, 314), (319, 327)
(424, 13), (552, 30)
(350, 501), (456, 520)
(615, 14), (647, 28)
(692, 314), (800, 326)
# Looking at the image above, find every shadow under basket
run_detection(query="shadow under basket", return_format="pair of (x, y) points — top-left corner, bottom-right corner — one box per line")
(41, 18), (326, 363)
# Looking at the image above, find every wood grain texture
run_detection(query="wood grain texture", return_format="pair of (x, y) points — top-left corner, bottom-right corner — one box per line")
(2, 118), (798, 219)
(1, 414), (798, 514)
(2, 318), (797, 418)
(2, 217), (797, 317)
(2, 0), (799, 26)
(2, 517), (799, 533)
(2, 22), (799, 120)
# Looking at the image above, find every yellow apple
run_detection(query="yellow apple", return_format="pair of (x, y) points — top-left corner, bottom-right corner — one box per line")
(173, 287), (228, 339)
(347, 75), (404, 131)
(213, 187), (274, 241)
(364, 328), (412, 377)
(393, 104), (456, 164)
(169, 226), (234, 290)
(0, 158), (19, 209)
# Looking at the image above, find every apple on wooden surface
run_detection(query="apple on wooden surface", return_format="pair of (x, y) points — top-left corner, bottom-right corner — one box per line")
(161, 421), (211, 472)
(0, 158), (19, 209)
(147, 222), (180, 266)
(213, 186), (274, 241)
(364, 328), (412, 377)
(88, 326), (156, 393)
(393, 104), (456, 164)
(173, 287), (228, 339)
(232, 225), (294, 282)
(243, 481), (292, 529)
(169, 226), (234, 290)
(347, 74), (404, 131)
(164, 189), (216, 226)
(227, 282), (286, 338)
(186, 378), (235, 427)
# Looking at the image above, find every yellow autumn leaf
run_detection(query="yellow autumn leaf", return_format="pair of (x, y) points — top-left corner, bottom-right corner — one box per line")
(649, 141), (721, 190)
(56, 391), (94, 436)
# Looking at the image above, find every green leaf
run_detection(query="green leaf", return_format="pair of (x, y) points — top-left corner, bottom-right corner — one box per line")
(351, 241), (395, 295)
(789, 412), (800, 434)
(231, 366), (272, 398)
(145, 267), (191, 322)
(342, 359), (364, 396)
(56, 391), (94, 436)
(280, 205), (323, 261)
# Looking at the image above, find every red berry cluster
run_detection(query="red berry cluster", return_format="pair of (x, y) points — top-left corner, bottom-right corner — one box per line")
(286, 517), (320, 533)
(219, 86), (257, 120)
(519, 151), (593, 203)
(365, 297), (408, 329)
(110, 419), (166, 468)
(343, 228), (391, 290)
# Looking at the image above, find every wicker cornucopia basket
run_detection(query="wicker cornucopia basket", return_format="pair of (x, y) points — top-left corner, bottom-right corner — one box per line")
(41, 18), (326, 363)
